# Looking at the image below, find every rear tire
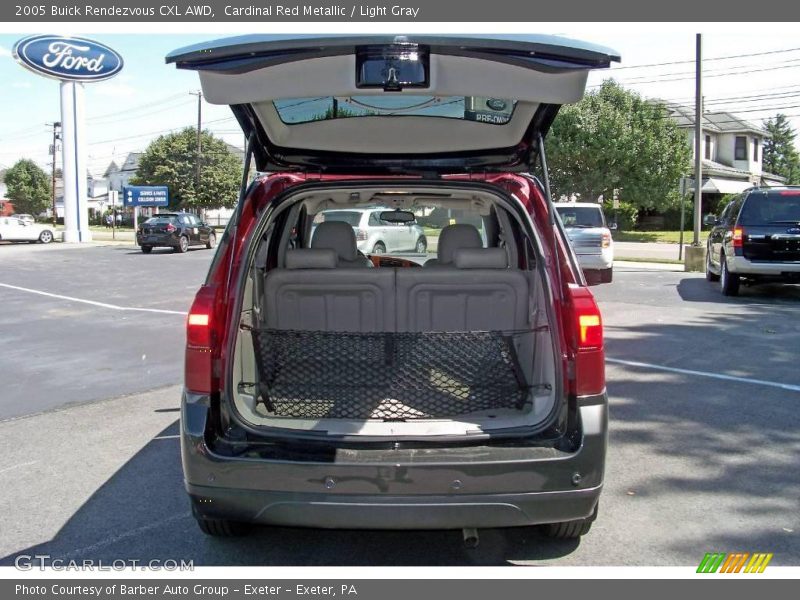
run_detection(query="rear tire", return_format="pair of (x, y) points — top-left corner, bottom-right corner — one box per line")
(706, 249), (720, 282)
(175, 236), (189, 253)
(541, 504), (598, 539)
(206, 232), (216, 250)
(720, 254), (740, 296)
(195, 517), (249, 537)
(415, 237), (427, 254)
(372, 241), (386, 255)
(141, 245), (152, 254)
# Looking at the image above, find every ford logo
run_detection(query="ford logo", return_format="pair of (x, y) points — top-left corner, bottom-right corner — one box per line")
(486, 98), (508, 112)
(13, 35), (123, 82)
(788, 227), (800, 234)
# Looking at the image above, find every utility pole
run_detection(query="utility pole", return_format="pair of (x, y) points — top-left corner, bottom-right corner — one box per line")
(693, 33), (703, 247)
(191, 91), (202, 206)
(47, 121), (61, 226)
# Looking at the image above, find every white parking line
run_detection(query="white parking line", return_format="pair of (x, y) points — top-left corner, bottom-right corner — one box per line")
(607, 358), (800, 393)
(0, 282), (187, 316)
(0, 460), (39, 475)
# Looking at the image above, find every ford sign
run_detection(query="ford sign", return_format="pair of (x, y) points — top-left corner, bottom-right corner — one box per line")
(13, 35), (123, 82)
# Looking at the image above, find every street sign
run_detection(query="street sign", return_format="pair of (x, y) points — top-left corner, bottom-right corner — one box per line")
(123, 186), (169, 207)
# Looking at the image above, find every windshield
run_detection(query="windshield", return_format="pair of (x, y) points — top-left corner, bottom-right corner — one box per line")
(320, 211), (363, 227)
(739, 192), (800, 225)
(556, 206), (606, 228)
(274, 96), (516, 126)
(145, 217), (177, 226)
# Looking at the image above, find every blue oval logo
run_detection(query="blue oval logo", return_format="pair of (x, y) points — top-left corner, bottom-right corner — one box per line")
(13, 35), (123, 82)
(788, 227), (800, 234)
(486, 98), (508, 112)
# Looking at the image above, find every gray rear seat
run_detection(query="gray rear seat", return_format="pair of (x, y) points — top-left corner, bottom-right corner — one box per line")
(263, 248), (395, 332)
(311, 221), (372, 268)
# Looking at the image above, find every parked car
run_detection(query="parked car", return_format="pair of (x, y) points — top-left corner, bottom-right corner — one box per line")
(136, 212), (217, 254)
(316, 208), (427, 255)
(555, 203), (615, 283)
(0, 216), (56, 244)
(169, 35), (617, 541)
(705, 186), (800, 295)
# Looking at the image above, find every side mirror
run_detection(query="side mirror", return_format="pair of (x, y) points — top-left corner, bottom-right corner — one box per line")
(608, 222), (618, 231)
(703, 214), (718, 227)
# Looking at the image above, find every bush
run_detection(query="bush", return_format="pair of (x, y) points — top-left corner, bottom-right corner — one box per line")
(607, 201), (638, 230)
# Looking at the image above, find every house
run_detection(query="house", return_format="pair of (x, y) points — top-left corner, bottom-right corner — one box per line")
(104, 152), (142, 192)
(665, 104), (786, 197)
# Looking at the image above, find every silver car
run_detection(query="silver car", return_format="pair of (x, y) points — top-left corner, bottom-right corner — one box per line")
(555, 203), (615, 283)
(318, 208), (427, 255)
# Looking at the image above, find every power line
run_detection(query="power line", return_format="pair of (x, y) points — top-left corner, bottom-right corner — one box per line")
(610, 45), (800, 71)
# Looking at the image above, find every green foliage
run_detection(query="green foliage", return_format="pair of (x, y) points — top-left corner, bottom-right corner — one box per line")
(131, 128), (241, 210)
(546, 80), (692, 211)
(762, 114), (800, 184)
(4, 159), (51, 216)
(608, 200), (639, 230)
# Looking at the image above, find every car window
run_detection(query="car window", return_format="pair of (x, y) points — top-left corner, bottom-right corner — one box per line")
(368, 212), (381, 226)
(322, 211), (362, 227)
(148, 217), (178, 225)
(739, 192), (800, 225)
(555, 206), (606, 228)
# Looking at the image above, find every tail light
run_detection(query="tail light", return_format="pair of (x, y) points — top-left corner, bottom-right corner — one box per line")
(566, 284), (605, 397)
(355, 228), (368, 241)
(165, 223), (177, 233)
(732, 227), (744, 248)
(601, 231), (612, 248)
(185, 285), (220, 394)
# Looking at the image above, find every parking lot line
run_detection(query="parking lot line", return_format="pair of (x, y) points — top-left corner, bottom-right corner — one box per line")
(607, 357), (800, 393)
(0, 282), (187, 316)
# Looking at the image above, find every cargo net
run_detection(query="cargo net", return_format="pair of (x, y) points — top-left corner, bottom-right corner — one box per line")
(250, 329), (532, 420)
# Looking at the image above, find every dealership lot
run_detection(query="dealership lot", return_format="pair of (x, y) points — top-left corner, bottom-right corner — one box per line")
(0, 243), (798, 566)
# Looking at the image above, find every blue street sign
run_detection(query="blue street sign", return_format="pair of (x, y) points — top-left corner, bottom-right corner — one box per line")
(123, 186), (169, 207)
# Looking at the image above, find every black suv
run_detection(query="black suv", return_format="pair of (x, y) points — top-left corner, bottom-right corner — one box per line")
(136, 212), (217, 254)
(705, 187), (800, 295)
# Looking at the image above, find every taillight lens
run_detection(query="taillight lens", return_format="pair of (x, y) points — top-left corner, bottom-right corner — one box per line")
(732, 227), (744, 248)
(355, 228), (368, 241)
(185, 285), (219, 394)
(566, 284), (605, 397)
(166, 223), (177, 233)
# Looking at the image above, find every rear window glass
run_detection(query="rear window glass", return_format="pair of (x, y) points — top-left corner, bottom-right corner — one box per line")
(145, 217), (178, 225)
(273, 96), (516, 126)
(555, 206), (606, 228)
(739, 192), (800, 225)
(321, 211), (362, 226)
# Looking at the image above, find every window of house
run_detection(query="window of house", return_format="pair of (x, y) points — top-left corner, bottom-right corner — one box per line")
(753, 138), (759, 162)
(735, 136), (747, 160)
(704, 135), (711, 160)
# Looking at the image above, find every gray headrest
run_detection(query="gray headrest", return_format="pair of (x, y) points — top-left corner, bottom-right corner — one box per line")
(453, 248), (509, 269)
(437, 224), (482, 264)
(312, 221), (358, 262)
(285, 248), (337, 269)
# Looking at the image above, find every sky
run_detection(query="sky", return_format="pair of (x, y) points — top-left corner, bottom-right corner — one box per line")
(1, 28), (800, 175)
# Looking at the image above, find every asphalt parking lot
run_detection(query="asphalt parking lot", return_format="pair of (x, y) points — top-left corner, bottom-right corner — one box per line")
(0, 242), (798, 566)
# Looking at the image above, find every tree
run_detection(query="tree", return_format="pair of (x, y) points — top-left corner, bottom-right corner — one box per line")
(4, 159), (51, 216)
(762, 114), (800, 184)
(545, 80), (691, 212)
(131, 128), (241, 210)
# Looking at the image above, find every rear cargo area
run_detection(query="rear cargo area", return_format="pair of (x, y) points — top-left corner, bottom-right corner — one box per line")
(228, 183), (560, 437)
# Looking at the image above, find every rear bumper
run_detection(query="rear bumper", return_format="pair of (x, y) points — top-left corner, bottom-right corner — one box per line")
(136, 234), (180, 247)
(729, 256), (800, 275)
(181, 391), (608, 529)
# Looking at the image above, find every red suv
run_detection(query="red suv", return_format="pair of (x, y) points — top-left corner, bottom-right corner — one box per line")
(168, 35), (617, 541)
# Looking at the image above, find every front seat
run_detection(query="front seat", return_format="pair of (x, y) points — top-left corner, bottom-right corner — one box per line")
(424, 223), (483, 267)
(311, 221), (372, 267)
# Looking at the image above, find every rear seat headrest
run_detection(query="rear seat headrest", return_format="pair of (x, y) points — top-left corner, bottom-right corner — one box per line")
(436, 224), (482, 264)
(285, 248), (337, 269)
(312, 221), (359, 262)
(453, 248), (509, 269)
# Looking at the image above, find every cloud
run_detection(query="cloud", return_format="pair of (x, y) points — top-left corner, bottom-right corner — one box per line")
(0, 46), (11, 58)
(11, 81), (31, 89)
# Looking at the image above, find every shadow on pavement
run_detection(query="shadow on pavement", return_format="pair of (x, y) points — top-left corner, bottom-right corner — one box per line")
(1, 420), (580, 567)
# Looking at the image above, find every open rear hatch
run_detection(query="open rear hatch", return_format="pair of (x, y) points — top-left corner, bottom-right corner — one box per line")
(167, 35), (618, 173)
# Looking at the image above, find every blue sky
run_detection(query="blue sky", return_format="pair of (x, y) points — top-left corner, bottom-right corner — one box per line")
(2, 31), (799, 175)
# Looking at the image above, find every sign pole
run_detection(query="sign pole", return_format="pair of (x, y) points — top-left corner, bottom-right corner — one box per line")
(60, 81), (91, 243)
